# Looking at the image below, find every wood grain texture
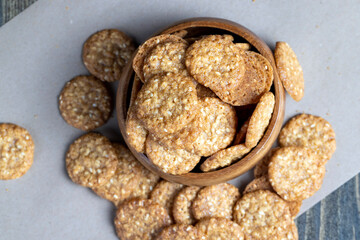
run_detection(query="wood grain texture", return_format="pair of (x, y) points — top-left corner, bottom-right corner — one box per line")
(1, 1), (360, 239)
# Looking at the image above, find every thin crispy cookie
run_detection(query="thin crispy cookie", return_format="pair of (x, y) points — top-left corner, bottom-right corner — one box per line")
(192, 183), (240, 220)
(59, 75), (112, 131)
(92, 144), (141, 206)
(65, 133), (117, 187)
(135, 72), (198, 136)
(156, 97), (237, 157)
(233, 190), (293, 240)
(233, 118), (250, 145)
(128, 163), (160, 200)
(133, 34), (187, 82)
(242, 176), (302, 218)
(275, 41), (304, 101)
(279, 113), (336, 164)
(200, 144), (251, 172)
(196, 217), (244, 240)
(269, 147), (326, 201)
(150, 180), (184, 214)
(243, 176), (273, 195)
(126, 105), (148, 153)
(146, 136), (201, 175)
(245, 92), (275, 148)
(253, 147), (280, 178)
(216, 51), (273, 106)
(115, 199), (172, 240)
(0, 123), (34, 180)
(83, 29), (135, 82)
(143, 41), (188, 80)
(173, 186), (202, 225)
(156, 224), (200, 240)
(185, 35), (247, 105)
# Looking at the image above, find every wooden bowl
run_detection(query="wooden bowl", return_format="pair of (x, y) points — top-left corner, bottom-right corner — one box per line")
(116, 17), (285, 186)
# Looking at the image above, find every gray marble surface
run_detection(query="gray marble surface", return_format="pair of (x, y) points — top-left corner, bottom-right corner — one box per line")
(0, 1), (359, 239)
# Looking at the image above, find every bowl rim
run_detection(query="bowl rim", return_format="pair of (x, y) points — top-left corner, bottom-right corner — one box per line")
(116, 17), (285, 186)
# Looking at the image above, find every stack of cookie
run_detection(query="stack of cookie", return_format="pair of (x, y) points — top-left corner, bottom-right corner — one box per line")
(127, 32), (277, 175)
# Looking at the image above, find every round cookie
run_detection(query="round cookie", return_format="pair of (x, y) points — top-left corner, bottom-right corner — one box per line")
(173, 186), (201, 225)
(133, 34), (187, 82)
(192, 183), (240, 220)
(128, 163), (160, 200)
(200, 144), (251, 172)
(146, 136), (201, 175)
(274, 41), (304, 101)
(115, 199), (172, 240)
(156, 224), (200, 240)
(143, 41), (188, 80)
(253, 147), (280, 178)
(242, 176), (302, 218)
(233, 190), (293, 240)
(65, 133), (117, 187)
(243, 176), (273, 195)
(83, 29), (135, 82)
(92, 143), (141, 206)
(0, 123), (34, 180)
(278, 113), (336, 164)
(216, 50), (273, 106)
(150, 180), (184, 214)
(185, 35), (246, 103)
(135, 72), (198, 136)
(156, 97), (237, 157)
(245, 92), (275, 148)
(126, 104), (148, 153)
(59, 75), (112, 131)
(268, 147), (326, 201)
(196, 217), (244, 240)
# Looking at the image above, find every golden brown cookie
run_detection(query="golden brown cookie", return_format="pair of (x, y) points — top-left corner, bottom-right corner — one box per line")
(233, 190), (293, 240)
(232, 118), (250, 145)
(58, 75), (112, 131)
(83, 29), (135, 82)
(235, 42), (251, 51)
(173, 186), (202, 225)
(253, 147), (280, 178)
(185, 35), (247, 105)
(133, 34), (187, 82)
(268, 147), (326, 201)
(192, 183), (240, 220)
(245, 92), (275, 148)
(65, 133), (117, 187)
(279, 113), (336, 164)
(128, 163), (160, 200)
(242, 176), (302, 218)
(195, 83), (218, 99)
(274, 41), (304, 101)
(135, 72), (198, 137)
(172, 30), (188, 38)
(155, 97), (237, 157)
(150, 180), (184, 214)
(156, 224), (200, 240)
(196, 217), (244, 240)
(125, 104), (148, 153)
(289, 220), (299, 240)
(243, 176), (273, 195)
(0, 123), (34, 180)
(200, 144), (251, 172)
(215, 50), (273, 106)
(92, 143), (141, 206)
(115, 199), (172, 240)
(145, 136), (201, 175)
(143, 41), (188, 80)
